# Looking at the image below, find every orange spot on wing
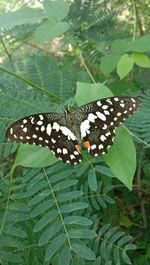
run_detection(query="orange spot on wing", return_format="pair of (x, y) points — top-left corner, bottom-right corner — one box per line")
(83, 141), (91, 149)
(75, 144), (81, 153)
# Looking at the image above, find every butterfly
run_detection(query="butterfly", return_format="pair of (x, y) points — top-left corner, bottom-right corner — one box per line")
(5, 96), (140, 165)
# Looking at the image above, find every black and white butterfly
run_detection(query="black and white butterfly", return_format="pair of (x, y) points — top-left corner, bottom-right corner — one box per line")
(6, 96), (140, 165)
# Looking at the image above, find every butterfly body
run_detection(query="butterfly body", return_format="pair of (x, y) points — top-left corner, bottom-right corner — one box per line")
(6, 96), (140, 165)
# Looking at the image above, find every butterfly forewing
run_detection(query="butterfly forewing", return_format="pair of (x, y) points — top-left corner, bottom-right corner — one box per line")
(74, 96), (140, 157)
(6, 113), (82, 165)
(6, 96), (140, 164)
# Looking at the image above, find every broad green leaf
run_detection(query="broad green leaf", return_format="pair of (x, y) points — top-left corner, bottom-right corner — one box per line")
(33, 209), (58, 232)
(117, 53), (134, 79)
(35, 20), (69, 44)
(38, 222), (62, 246)
(104, 127), (136, 190)
(60, 202), (88, 213)
(88, 168), (97, 191)
(45, 234), (66, 261)
(60, 246), (71, 265)
(111, 39), (128, 54)
(72, 243), (95, 260)
(131, 52), (150, 68)
(127, 34), (150, 52)
(0, 7), (44, 28)
(13, 144), (58, 169)
(75, 82), (113, 106)
(68, 229), (96, 239)
(44, 0), (69, 21)
(100, 54), (120, 75)
(64, 216), (92, 226)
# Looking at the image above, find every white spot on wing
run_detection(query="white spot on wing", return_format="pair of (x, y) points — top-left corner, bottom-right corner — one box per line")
(102, 105), (108, 109)
(33, 134), (37, 138)
(61, 126), (76, 141)
(53, 122), (60, 132)
(41, 125), (45, 132)
(104, 110), (110, 115)
(102, 124), (107, 130)
(37, 120), (43, 125)
(91, 144), (96, 150)
(10, 128), (13, 134)
(46, 124), (52, 136)
(114, 97), (119, 101)
(57, 148), (61, 153)
(23, 119), (27, 124)
(70, 154), (75, 160)
(51, 138), (56, 143)
(80, 120), (90, 138)
(23, 127), (27, 133)
(39, 115), (44, 120)
(63, 148), (68, 154)
(88, 113), (97, 122)
(100, 135), (106, 142)
(97, 101), (102, 106)
(99, 144), (103, 149)
(120, 103), (125, 108)
(96, 111), (106, 121)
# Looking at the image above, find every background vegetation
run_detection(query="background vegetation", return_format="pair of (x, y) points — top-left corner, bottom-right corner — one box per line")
(0, 0), (150, 264)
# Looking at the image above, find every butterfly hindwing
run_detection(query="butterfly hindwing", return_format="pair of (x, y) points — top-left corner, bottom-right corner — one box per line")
(6, 113), (82, 164)
(74, 96), (140, 156)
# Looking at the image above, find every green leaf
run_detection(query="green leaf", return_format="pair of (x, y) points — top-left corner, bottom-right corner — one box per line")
(30, 200), (54, 218)
(111, 39), (128, 54)
(13, 144), (58, 169)
(131, 52), (150, 68)
(100, 54), (120, 75)
(44, 0), (69, 21)
(0, 7), (44, 28)
(57, 191), (83, 201)
(88, 168), (97, 191)
(45, 234), (66, 261)
(117, 53), (134, 79)
(68, 229), (96, 239)
(75, 82), (113, 106)
(122, 250), (132, 264)
(33, 209), (58, 232)
(60, 202), (88, 213)
(72, 244), (95, 260)
(4, 226), (27, 238)
(38, 222), (62, 246)
(127, 34), (150, 52)
(0, 251), (23, 263)
(104, 127), (136, 190)
(35, 20), (69, 44)
(53, 179), (78, 191)
(64, 216), (92, 226)
(60, 246), (71, 265)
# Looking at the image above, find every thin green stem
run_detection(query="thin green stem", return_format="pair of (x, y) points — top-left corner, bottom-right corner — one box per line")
(0, 66), (64, 103)
(131, 0), (137, 41)
(80, 52), (96, 83)
(43, 168), (72, 249)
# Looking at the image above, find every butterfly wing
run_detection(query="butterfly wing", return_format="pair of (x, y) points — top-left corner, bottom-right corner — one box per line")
(74, 96), (140, 156)
(6, 113), (82, 165)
